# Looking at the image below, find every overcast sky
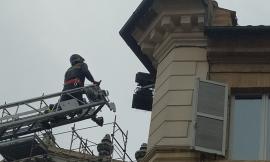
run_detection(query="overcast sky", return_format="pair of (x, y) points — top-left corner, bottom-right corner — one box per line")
(0, 0), (269, 160)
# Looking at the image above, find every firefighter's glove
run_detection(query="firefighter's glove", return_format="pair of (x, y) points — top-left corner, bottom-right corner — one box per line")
(93, 80), (101, 86)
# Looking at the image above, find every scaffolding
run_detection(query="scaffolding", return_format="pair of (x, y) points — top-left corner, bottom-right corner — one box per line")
(0, 116), (134, 162)
(54, 116), (133, 161)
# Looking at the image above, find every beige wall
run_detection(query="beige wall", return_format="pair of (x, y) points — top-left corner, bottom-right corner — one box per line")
(210, 64), (270, 88)
(148, 47), (208, 149)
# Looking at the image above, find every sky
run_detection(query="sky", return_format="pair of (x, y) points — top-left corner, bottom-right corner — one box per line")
(0, 0), (269, 161)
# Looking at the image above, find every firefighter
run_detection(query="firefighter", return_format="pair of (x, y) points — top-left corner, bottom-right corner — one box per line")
(44, 54), (103, 127)
(60, 54), (100, 103)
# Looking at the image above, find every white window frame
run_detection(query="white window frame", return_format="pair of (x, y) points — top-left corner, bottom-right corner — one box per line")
(191, 78), (228, 156)
(229, 94), (270, 160)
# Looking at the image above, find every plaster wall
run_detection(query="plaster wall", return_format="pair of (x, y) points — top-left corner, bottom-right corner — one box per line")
(148, 47), (208, 149)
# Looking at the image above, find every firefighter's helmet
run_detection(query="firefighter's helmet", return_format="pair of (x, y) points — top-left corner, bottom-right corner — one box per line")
(70, 54), (85, 65)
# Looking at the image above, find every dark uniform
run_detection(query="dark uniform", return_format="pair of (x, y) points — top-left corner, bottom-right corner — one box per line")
(43, 54), (101, 127)
(60, 54), (98, 104)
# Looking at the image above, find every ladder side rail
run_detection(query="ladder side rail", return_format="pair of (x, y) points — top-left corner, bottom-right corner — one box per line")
(0, 100), (106, 130)
(0, 105), (104, 140)
(0, 107), (48, 121)
(0, 85), (100, 122)
(0, 85), (95, 110)
(1, 89), (88, 121)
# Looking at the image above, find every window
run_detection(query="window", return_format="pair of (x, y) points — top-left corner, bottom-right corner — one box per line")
(229, 95), (270, 160)
(193, 80), (270, 159)
(192, 79), (228, 155)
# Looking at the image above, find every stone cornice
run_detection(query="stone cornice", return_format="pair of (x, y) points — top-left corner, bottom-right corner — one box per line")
(134, 12), (208, 66)
(135, 11), (206, 44)
(120, 0), (236, 74)
(136, 12), (206, 43)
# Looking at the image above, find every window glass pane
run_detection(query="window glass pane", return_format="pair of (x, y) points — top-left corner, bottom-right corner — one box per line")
(230, 97), (263, 160)
(267, 97), (270, 159)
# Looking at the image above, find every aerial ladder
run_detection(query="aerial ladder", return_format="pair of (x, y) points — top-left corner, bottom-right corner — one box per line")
(0, 85), (116, 141)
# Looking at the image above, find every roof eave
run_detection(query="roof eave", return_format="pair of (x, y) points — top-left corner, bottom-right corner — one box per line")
(119, 0), (156, 75)
(205, 26), (270, 36)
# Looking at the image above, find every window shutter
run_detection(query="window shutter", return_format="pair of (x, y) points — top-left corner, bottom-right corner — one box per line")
(192, 79), (228, 155)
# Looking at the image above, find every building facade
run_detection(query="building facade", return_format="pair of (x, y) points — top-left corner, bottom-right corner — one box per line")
(121, 0), (270, 161)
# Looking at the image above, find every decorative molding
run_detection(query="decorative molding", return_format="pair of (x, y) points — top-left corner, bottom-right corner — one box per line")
(197, 15), (205, 27)
(161, 16), (175, 32)
(134, 10), (208, 66)
(150, 29), (164, 43)
(141, 42), (155, 56)
(137, 13), (206, 45)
